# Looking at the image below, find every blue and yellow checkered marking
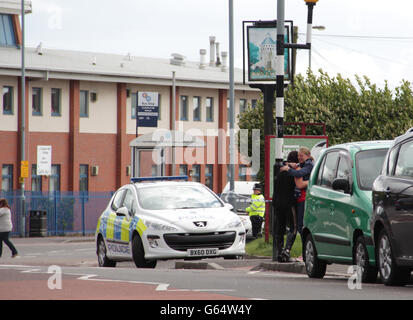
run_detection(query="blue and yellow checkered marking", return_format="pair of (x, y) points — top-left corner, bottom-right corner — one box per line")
(98, 210), (147, 243)
(130, 216), (147, 241)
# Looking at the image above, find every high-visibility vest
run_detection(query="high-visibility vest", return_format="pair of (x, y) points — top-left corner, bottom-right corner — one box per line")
(246, 194), (265, 218)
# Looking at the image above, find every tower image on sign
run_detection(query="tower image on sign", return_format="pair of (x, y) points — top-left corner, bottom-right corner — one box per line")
(256, 33), (277, 72)
(248, 28), (279, 80)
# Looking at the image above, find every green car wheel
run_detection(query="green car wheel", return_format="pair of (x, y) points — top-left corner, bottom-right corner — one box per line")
(304, 234), (326, 279)
(354, 236), (378, 283)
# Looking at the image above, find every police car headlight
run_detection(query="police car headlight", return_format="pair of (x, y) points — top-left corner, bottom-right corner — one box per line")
(224, 218), (242, 229)
(144, 220), (178, 232)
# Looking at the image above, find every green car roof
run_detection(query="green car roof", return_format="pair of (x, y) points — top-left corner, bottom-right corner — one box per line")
(325, 140), (393, 154)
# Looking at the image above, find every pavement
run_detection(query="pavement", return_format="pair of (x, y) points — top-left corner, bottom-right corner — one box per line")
(8, 235), (351, 277)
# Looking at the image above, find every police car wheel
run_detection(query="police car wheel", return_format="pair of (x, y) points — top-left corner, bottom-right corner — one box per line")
(97, 236), (116, 268)
(132, 234), (157, 269)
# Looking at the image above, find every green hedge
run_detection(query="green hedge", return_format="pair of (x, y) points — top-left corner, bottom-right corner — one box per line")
(238, 70), (413, 183)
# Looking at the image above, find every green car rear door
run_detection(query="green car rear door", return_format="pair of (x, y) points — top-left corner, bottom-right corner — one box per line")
(307, 149), (353, 261)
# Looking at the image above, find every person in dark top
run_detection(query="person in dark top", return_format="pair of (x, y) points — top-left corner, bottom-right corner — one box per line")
(280, 147), (314, 237)
(273, 151), (299, 262)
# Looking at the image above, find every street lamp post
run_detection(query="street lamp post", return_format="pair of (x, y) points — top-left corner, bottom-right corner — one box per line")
(20, 0), (26, 237)
(227, 0), (236, 208)
(309, 25), (326, 69)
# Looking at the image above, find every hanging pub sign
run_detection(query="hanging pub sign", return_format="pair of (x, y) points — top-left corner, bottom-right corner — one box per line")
(243, 20), (293, 83)
(137, 92), (159, 128)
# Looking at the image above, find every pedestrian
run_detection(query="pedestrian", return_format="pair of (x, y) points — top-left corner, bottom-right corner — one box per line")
(273, 151), (299, 262)
(280, 147), (314, 237)
(246, 183), (265, 238)
(0, 198), (18, 258)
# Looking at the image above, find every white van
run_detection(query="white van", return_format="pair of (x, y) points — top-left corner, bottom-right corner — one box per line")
(220, 181), (260, 239)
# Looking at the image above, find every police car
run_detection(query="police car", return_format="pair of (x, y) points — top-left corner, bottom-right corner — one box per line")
(96, 176), (246, 268)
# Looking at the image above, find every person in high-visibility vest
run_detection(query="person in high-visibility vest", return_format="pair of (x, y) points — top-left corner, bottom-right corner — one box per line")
(246, 183), (265, 238)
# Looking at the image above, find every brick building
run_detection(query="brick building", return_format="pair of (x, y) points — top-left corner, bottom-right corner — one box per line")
(0, 1), (260, 195)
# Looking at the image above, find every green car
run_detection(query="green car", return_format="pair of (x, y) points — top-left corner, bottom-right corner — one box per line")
(302, 140), (392, 283)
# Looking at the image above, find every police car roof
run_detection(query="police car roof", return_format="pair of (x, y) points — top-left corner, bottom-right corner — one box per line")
(130, 176), (204, 189)
(131, 176), (188, 183)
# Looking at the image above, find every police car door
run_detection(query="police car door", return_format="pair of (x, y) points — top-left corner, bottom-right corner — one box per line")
(109, 188), (133, 260)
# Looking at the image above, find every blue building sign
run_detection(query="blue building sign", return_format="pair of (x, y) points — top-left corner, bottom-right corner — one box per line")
(137, 92), (159, 127)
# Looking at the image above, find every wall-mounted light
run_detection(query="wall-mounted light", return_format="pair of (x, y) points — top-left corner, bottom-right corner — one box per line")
(91, 166), (99, 176)
(90, 92), (98, 102)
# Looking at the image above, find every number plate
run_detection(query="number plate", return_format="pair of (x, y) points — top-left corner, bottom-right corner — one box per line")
(187, 248), (218, 257)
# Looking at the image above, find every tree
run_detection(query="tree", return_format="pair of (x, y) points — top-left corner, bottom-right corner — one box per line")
(238, 70), (413, 183)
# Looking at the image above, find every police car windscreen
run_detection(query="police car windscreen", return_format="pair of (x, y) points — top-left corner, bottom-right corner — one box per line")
(137, 185), (223, 210)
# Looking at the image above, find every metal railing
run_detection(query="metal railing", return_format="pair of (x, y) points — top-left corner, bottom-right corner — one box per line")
(1, 191), (113, 237)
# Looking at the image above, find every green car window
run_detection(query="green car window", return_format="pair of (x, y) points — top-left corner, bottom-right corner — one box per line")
(337, 157), (351, 181)
(356, 149), (388, 190)
(319, 152), (339, 188)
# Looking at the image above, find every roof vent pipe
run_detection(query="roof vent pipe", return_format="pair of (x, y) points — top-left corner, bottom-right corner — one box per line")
(209, 36), (216, 67)
(170, 53), (186, 66)
(221, 51), (228, 72)
(36, 42), (43, 55)
(215, 42), (221, 66)
(199, 49), (207, 69)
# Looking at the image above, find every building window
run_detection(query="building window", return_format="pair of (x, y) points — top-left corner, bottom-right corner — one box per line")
(0, 14), (16, 47)
(251, 169), (258, 181)
(179, 165), (188, 177)
(50, 165), (60, 193)
(193, 96), (201, 121)
(158, 94), (162, 121)
(151, 165), (158, 177)
(1, 164), (13, 192)
(131, 93), (137, 119)
(180, 96), (188, 121)
(239, 165), (247, 182)
(251, 99), (258, 109)
(80, 90), (89, 118)
(227, 98), (230, 122)
(191, 165), (201, 182)
(51, 88), (61, 116)
(79, 165), (89, 192)
(32, 87), (42, 116)
(2, 86), (13, 115)
(206, 97), (214, 122)
(240, 99), (247, 114)
(31, 165), (42, 192)
(205, 165), (213, 190)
